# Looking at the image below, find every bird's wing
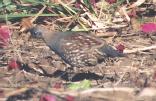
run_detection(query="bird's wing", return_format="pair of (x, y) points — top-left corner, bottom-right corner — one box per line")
(57, 32), (104, 67)
(60, 32), (105, 52)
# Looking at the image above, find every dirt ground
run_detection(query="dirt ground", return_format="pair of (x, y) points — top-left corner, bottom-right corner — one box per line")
(0, 1), (156, 101)
(0, 25), (156, 101)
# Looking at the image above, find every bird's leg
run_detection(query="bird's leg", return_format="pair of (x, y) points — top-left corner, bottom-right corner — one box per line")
(65, 66), (76, 81)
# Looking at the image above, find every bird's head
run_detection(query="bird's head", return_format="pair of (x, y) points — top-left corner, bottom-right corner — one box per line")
(29, 26), (44, 38)
(28, 25), (56, 45)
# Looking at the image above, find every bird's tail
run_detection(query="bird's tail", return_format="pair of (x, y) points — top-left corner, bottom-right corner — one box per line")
(99, 45), (124, 57)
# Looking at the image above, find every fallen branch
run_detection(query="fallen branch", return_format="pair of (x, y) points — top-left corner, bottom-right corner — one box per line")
(123, 45), (156, 54)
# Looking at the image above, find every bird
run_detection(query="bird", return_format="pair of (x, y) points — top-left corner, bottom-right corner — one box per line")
(29, 25), (124, 68)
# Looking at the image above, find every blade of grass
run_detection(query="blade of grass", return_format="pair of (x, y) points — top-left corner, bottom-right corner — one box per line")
(83, 0), (95, 14)
(110, 0), (126, 9)
(0, 13), (59, 20)
(59, 1), (77, 15)
(78, 20), (89, 31)
(21, 0), (45, 5)
(0, 14), (60, 20)
(21, 0), (57, 7)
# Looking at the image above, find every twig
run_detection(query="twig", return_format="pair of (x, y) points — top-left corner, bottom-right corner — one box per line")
(98, 0), (104, 19)
(5, 87), (28, 97)
(80, 88), (134, 95)
(114, 69), (128, 86)
(31, 5), (47, 23)
(124, 45), (156, 54)
(20, 5), (47, 32)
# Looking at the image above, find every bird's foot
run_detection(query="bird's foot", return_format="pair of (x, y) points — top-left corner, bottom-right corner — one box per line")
(65, 67), (76, 81)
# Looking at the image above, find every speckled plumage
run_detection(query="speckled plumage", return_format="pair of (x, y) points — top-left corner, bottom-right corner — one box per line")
(29, 26), (123, 67)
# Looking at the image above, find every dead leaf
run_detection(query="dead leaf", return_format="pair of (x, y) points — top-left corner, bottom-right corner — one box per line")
(20, 17), (33, 32)
(131, 18), (141, 32)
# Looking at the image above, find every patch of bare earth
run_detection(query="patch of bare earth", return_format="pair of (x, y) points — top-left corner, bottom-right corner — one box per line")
(0, 25), (156, 100)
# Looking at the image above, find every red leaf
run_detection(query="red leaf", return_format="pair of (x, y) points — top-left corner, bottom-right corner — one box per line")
(128, 9), (137, 18)
(0, 25), (11, 48)
(40, 94), (56, 101)
(90, 0), (96, 6)
(116, 44), (125, 53)
(140, 23), (156, 33)
(75, 1), (81, 8)
(65, 95), (75, 101)
(105, 0), (117, 4)
(153, 71), (156, 80)
(0, 90), (4, 97)
(53, 82), (62, 89)
(8, 59), (21, 70)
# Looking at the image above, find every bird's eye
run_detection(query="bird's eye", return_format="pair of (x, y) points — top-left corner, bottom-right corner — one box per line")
(32, 31), (42, 38)
(35, 31), (41, 36)
(29, 27), (42, 38)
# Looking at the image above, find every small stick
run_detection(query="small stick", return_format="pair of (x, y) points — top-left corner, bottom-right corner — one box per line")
(31, 5), (47, 23)
(124, 45), (156, 54)
(20, 5), (47, 32)
(5, 87), (28, 97)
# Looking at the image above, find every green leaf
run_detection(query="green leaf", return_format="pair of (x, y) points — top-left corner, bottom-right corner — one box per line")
(68, 80), (91, 90)
(3, 0), (16, 11)
(3, 0), (11, 6)
(110, 0), (126, 9)
(21, 0), (48, 4)
(0, 2), (3, 8)
(6, 5), (16, 11)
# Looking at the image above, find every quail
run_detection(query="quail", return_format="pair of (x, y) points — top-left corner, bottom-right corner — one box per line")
(29, 26), (123, 68)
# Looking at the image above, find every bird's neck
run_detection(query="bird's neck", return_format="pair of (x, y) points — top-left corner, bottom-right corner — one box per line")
(42, 31), (63, 54)
(41, 30), (54, 45)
